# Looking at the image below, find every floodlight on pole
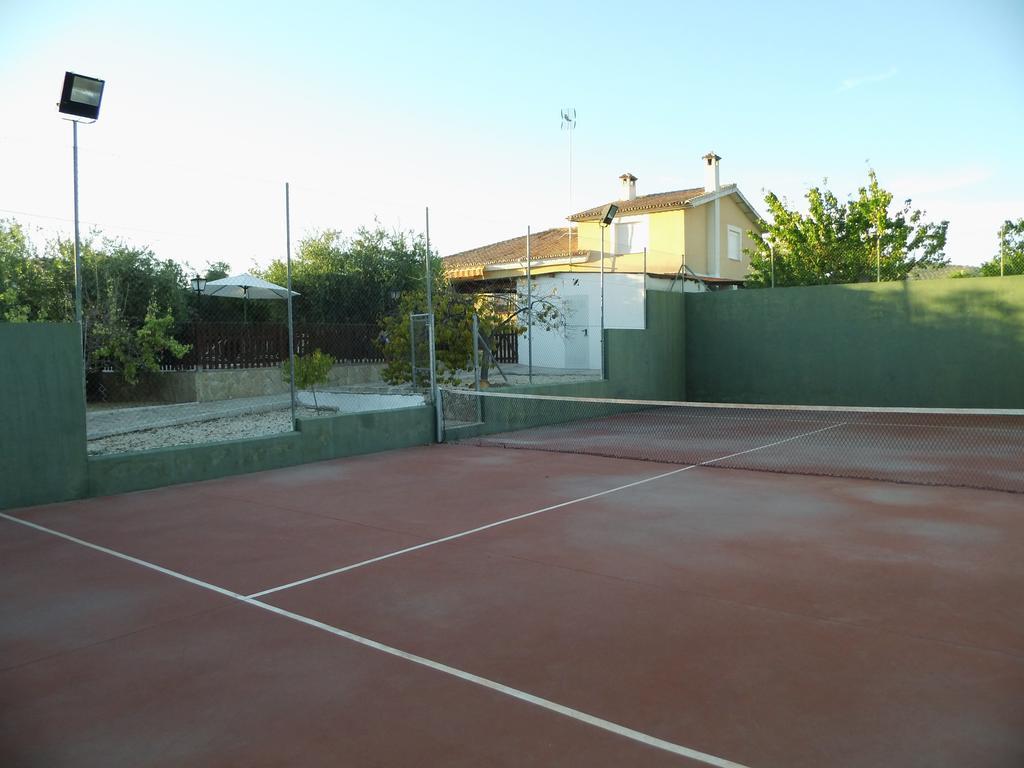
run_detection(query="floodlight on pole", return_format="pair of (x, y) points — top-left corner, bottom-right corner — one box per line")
(57, 71), (105, 383)
(59, 72), (105, 121)
(598, 203), (618, 378)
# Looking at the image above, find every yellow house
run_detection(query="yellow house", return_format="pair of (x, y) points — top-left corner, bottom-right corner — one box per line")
(445, 153), (763, 290)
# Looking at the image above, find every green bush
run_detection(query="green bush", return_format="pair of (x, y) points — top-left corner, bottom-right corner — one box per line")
(282, 349), (335, 413)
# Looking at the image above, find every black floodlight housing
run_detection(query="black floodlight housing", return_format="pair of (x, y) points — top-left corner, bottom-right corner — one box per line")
(59, 72), (105, 120)
(600, 203), (619, 227)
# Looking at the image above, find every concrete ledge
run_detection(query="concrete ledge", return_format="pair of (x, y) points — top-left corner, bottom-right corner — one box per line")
(87, 405), (434, 498)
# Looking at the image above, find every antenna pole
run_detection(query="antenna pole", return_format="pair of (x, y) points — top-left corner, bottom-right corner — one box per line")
(561, 107), (576, 251)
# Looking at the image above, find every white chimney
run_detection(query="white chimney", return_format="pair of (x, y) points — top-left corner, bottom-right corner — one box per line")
(619, 172), (637, 201)
(703, 152), (721, 193)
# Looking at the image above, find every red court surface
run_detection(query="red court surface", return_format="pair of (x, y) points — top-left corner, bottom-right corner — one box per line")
(2, 443), (1023, 767)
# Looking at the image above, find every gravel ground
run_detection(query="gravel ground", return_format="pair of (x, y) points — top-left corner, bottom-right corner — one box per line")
(85, 367), (602, 456)
(87, 407), (325, 456)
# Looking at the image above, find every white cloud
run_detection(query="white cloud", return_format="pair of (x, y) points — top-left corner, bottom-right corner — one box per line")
(837, 68), (898, 93)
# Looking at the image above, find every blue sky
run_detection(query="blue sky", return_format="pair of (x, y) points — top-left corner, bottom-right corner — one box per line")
(1, 0), (1022, 273)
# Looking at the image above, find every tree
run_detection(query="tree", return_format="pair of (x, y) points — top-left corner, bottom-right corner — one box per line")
(0, 219), (38, 322)
(1, 223), (193, 384)
(282, 349), (335, 413)
(979, 218), (1024, 277)
(746, 170), (949, 287)
(91, 298), (191, 384)
(380, 276), (562, 387)
(204, 261), (231, 281)
(259, 224), (427, 325)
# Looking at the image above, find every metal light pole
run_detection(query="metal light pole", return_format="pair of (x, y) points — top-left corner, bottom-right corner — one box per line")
(526, 226), (532, 383)
(58, 72), (104, 378)
(598, 203), (618, 378)
(72, 120), (83, 336)
(424, 206), (441, 443)
(424, 207), (433, 318)
(600, 224), (605, 375)
(190, 275), (206, 371)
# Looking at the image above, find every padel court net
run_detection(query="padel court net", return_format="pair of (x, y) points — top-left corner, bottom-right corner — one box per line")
(440, 389), (1024, 494)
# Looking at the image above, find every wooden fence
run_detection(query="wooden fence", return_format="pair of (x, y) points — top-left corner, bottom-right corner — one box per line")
(492, 331), (519, 364)
(162, 322), (383, 370)
(159, 322), (518, 370)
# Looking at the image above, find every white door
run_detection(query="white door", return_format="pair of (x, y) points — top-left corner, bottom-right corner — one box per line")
(564, 295), (589, 369)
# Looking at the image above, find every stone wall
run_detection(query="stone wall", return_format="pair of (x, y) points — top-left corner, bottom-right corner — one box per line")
(194, 363), (384, 401)
(90, 363), (387, 404)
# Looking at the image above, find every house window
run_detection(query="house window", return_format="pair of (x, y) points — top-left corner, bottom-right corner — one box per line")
(613, 216), (647, 255)
(727, 225), (742, 261)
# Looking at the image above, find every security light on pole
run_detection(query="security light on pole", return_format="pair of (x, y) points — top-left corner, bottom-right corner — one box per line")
(57, 71), (105, 383)
(598, 203), (618, 378)
(59, 72), (105, 121)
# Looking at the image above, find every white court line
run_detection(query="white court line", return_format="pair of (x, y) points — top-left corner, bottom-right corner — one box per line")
(248, 464), (694, 598)
(0, 511), (753, 768)
(249, 421), (846, 599)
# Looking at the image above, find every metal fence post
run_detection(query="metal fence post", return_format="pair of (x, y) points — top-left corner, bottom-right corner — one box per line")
(472, 313), (481, 423)
(429, 313), (442, 443)
(410, 313), (417, 385)
(285, 182), (296, 428)
(526, 225), (532, 384)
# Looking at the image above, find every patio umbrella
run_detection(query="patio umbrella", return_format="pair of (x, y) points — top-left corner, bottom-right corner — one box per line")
(203, 273), (299, 321)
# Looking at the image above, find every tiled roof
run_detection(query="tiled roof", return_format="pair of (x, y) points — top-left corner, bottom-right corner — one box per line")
(443, 227), (587, 276)
(568, 186), (709, 221)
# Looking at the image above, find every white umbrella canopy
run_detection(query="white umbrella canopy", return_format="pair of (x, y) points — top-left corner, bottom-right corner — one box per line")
(203, 273), (299, 300)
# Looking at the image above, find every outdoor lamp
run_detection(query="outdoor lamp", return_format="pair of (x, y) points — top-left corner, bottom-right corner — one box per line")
(597, 204), (617, 380)
(599, 203), (619, 227)
(58, 72), (105, 121)
(191, 276), (207, 294)
(58, 70), (105, 393)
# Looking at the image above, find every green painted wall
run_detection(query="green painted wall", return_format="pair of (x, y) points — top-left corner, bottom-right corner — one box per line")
(0, 321), (434, 509)
(445, 290), (685, 439)
(608, 289), (686, 399)
(0, 323), (89, 509)
(87, 406), (435, 498)
(686, 276), (1024, 407)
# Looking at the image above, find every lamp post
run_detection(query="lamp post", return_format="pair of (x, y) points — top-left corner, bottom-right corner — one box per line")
(190, 276), (206, 370)
(57, 71), (105, 373)
(190, 275), (207, 309)
(598, 203), (618, 378)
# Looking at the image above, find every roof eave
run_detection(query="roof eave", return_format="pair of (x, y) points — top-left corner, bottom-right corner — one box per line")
(482, 253), (591, 274)
(568, 200), (692, 223)
(685, 186), (765, 228)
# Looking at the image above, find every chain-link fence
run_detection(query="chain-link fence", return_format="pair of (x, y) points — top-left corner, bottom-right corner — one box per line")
(78, 223), (441, 455)
(0, 213), (443, 455)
